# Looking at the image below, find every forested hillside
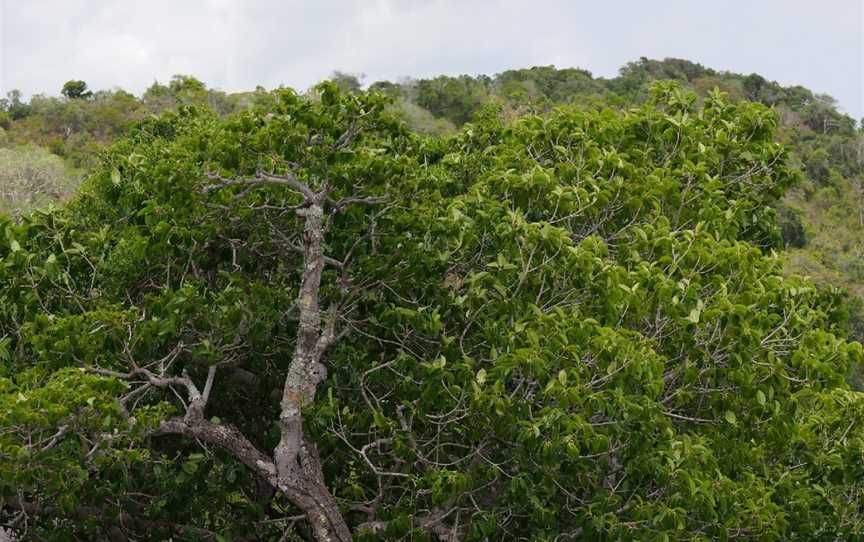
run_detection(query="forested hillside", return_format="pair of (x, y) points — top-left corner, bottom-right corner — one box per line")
(2, 59), (861, 332)
(1, 60), (863, 540)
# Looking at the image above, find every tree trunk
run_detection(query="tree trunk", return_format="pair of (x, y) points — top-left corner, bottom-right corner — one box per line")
(273, 199), (352, 541)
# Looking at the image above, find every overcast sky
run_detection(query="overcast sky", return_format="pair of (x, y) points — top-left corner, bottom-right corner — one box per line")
(1, 0), (862, 119)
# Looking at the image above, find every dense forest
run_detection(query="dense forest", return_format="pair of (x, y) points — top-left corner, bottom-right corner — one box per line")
(1, 58), (863, 540)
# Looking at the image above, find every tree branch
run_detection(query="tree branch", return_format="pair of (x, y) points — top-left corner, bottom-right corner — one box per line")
(201, 365), (217, 404)
(202, 172), (315, 200)
(357, 509), (462, 541)
(92, 366), (200, 401)
(90, 345), (216, 423)
(288, 243), (345, 268)
(155, 419), (278, 485)
(328, 195), (387, 211)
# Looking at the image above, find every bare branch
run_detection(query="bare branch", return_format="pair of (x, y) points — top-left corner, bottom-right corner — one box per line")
(201, 365), (217, 404)
(154, 419), (278, 486)
(333, 119), (359, 150)
(92, 366), (199, 400)
(357, 438), (410, 478)
(202, 171), (315, 200)
(358, 509), (463, 541)
(328, 195), (387, 210)
(662, 410), (715, 424)
(89, 344), (220, 423)
(31, 425), (70, 452)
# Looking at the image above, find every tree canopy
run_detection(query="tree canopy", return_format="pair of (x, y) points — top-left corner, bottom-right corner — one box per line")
(61, 81), (93, 101)
(1, 80), (863, 541)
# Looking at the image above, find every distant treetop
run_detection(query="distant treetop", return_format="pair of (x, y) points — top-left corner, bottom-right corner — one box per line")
(61, 80), (93, 100)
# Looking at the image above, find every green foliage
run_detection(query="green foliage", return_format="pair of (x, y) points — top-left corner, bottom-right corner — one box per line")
(414, 75), (492, 125)
(61, 80), (93, 101)
(0, 76), (256, 203)
(388, 98), (457, 135)
(0, 57), (862, 539)
(0, 81), (862, 540)
(495, 65), (605, 106)
(0, 90), (31, 121)
(778, 205), (807, 248)
(360, 60), (864, 345)
(804, 147), (832, 184)
(330, 71), (365, 94)
(367, 80), (403, 98)
(0, 146), (79, 216)
(143, 75), (237, 116)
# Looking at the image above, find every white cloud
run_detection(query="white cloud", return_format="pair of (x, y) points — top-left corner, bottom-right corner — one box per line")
(0, 0), (861, 118)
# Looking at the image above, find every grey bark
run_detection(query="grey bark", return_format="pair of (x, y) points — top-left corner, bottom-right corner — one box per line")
(149, 175), (358, 540)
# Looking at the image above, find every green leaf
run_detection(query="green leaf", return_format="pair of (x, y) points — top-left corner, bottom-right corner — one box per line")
(372, 409), (388, 429)
(756, 390), (766, 406)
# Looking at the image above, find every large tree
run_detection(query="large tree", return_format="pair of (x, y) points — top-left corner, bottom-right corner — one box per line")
(1, 83), (862, 541)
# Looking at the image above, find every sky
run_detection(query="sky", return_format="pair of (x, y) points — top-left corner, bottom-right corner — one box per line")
(1, 0), (862, 119)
